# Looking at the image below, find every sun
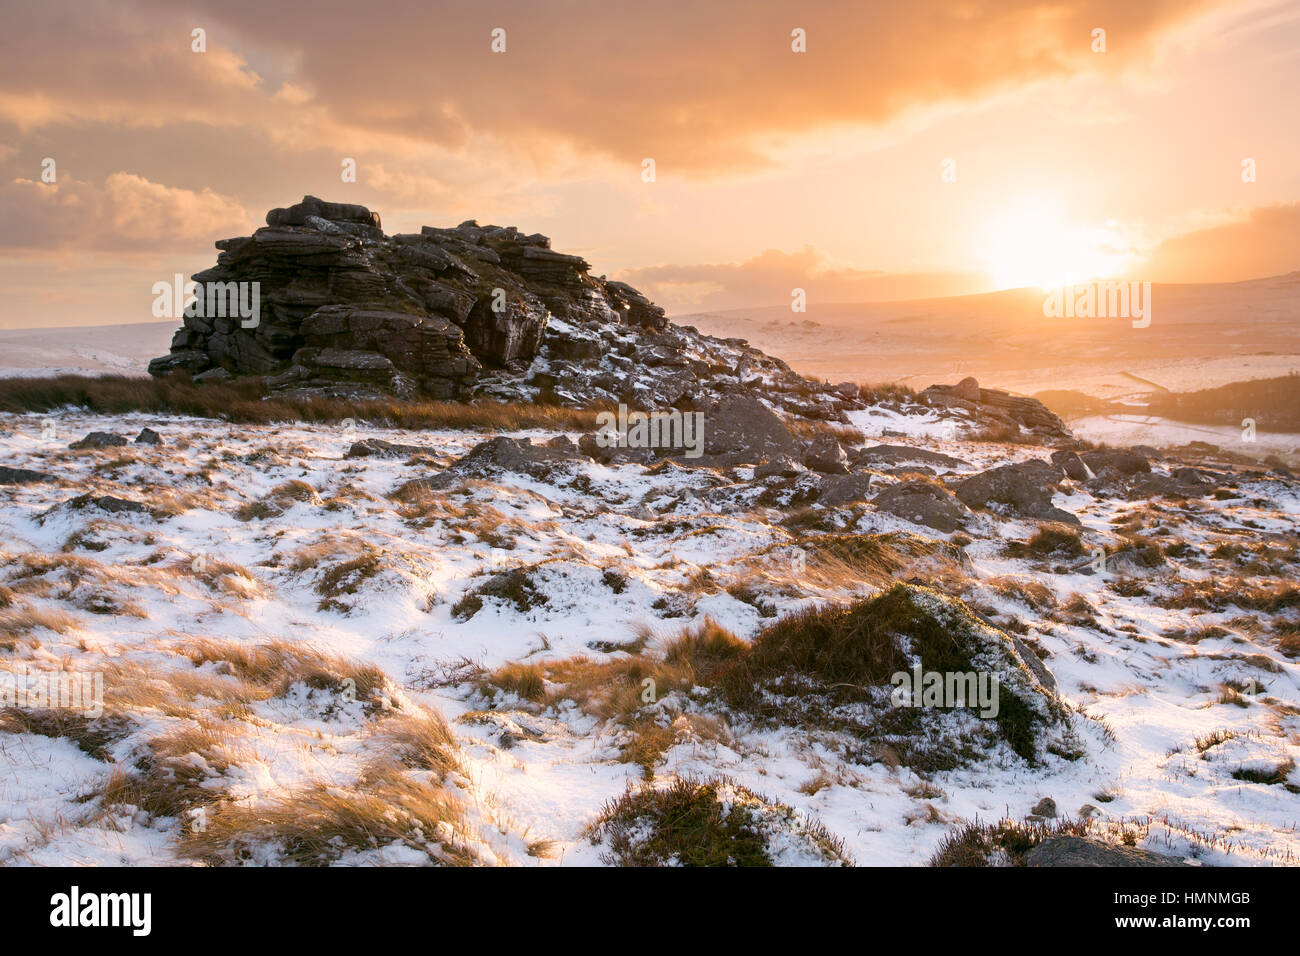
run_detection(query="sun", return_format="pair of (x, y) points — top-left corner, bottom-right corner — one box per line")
(983, 200), (1130, 291)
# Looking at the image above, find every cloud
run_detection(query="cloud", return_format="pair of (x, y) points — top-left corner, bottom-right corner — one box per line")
(0, 173), (251, 254)
(1142, 203), (1300, 282)
(3, 0), (1227, 174)
(622, 246), (984, 314)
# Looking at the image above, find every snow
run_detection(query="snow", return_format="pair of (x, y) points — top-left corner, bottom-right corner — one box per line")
(0, 405), (1296, 866)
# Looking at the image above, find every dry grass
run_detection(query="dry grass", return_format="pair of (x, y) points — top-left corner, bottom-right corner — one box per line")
(0, 372), (606, 431)
(99, 717), (246, 823)
(0, 605), (80, 641)
(988, 575), (1059, 612)
(586, 776), (852, 867)
(744, 531), (965, 599)
(476, 618), (748, 724)
(0, 707), (132, 761)
(1003, 524), (1085, 560)
(183, 772), (476, 866)
(928, 816), (1096, 866)
(1160, 578), (1300, 613)
(314, 548), (385, 613)
(178, 637), (390, 708)
(787, 418), (865, 446)
(236, 479), (322, 521)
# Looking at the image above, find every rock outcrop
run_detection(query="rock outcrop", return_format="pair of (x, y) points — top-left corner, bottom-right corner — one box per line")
(148, 197), (875, 424)
(954, 460), (1079, 524)
(148, 196), (673, 399)
(923, 377), (1070, 440)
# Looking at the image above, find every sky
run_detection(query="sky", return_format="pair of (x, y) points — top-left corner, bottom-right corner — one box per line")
(1, 0), (1298, 327)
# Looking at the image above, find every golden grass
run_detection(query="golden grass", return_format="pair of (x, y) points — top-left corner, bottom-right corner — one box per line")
(178, 637), (390, 706)
(182, 772), (477, 866)
(0, 373), (606, 431)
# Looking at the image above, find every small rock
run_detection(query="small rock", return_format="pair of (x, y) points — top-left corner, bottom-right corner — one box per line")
(193, 367), (235, 385)
(0, 465), (56, 484)
(134, 428), (163, 445)
(69, 494), (150, 515)
(754, 456), (803, 479)
(345, 438), (432, 459)
(802, 435), (849, 474)
(69, 432), (128, 450)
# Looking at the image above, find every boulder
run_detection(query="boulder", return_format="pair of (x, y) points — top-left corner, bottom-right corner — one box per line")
(0, 465), (56, 484)
(1081, 449), (1151, 477)
(872, 480), (971, 532)
(802, 435), (850, 474)
(923, 381), (1071, 439)
(403, 436), (590, 493)
(69, 432), (128, 450)
(854, 444), (972, 472)
(754, 456), (804, 479)
(1025, 836), (1185, 868)
(691, 393), (802, 466)
(134, 428), (163, 445)
(951, 376), (981, 402)
(954, 461), (1079, 524)
(816, 473), (877, 508)
(345, 438), (434, 459)
(68, 494), (150, 515)
(1050, 449), (1092, 481)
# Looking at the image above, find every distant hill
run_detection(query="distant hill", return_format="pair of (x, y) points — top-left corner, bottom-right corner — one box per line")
(676, 273), (1300, 398)
(0, 321), (172, 377)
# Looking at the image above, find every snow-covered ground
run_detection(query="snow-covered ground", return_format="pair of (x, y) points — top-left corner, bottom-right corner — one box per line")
(1072, 414), (1300, 458)
(0, 406), (1297, 866)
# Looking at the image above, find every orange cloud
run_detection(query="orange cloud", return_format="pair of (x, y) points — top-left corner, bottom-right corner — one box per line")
(4, 0), (1227, 174)
(0, 174), (250, 255)
(623, 247), (984, 313)
(1142, 203), (1300, 283)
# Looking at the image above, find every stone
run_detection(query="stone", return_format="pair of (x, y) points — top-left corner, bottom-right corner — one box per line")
(954, 462), (1079, 524)
(1051, 449), (1092, 481)
(1081, 449), (1150, 477)
(69, 494), (150, 515)
(754, 456), (804, 479)
(872, 480), (971, 532)
(923, 381), (1071, 439)
(193, 367), (234, 385)
(802, 435), (850, 474)
(952, 376), (981, 402)
(816, 473), (877, 508)
(69, 432), (128, 450)
(345, 438), (434, 459)
(1030, 797), (1057, 818)
(134, 428), (163, 445)
(404, 436), (590, 493)
(1024, 836), (1185, 868)
(0, 465), (55, 484)
(854, 444), (971, 471)
(692, 393), (802, 466)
